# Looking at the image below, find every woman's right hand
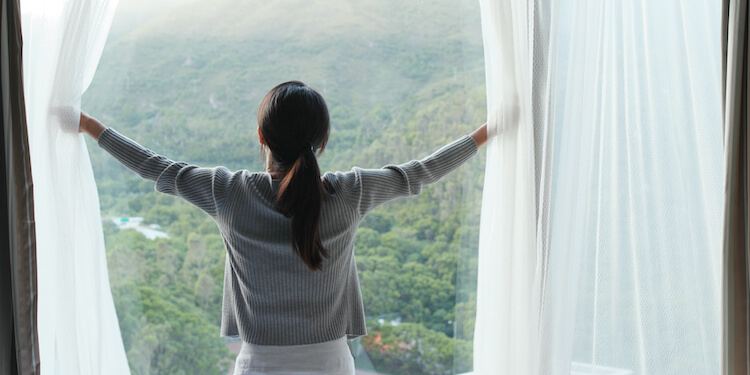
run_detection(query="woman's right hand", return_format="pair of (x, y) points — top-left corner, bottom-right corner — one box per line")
(79, 111), (107, 141)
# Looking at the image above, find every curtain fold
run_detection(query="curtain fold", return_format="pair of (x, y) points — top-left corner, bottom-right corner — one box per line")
(1, 0), (38, 373)
(474, 1), (538, 374)
(722, 0), (750, 374)
(534, 1), (723, 374)
(477, 1), (723, 373)
(20, 0), (128, 373)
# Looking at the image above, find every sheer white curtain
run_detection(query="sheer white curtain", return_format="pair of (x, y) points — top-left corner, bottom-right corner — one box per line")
(476, 0), (723, 374)
(474, 1), (538, 374)
(20, 0), (129, 374)
(533, 1), (723, 374)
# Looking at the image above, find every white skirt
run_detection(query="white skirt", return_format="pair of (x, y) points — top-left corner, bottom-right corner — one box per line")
(233, 336), (355, 375)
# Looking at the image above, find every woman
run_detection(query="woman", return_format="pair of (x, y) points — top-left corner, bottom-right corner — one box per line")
(80, 81), (488, 374)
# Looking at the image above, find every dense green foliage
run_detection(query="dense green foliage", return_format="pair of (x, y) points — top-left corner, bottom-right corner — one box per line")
(361, 321), (472, 375)
(85, 0), (485, 373)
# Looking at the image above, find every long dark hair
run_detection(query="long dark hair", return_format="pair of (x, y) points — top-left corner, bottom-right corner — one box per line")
(258, 81), (330, 271)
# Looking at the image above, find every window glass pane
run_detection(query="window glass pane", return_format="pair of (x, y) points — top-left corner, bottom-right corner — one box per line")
(84, 1), (485, 374)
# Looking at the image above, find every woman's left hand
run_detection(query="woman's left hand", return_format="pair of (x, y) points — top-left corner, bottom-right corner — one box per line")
(470, 123), (488, 148)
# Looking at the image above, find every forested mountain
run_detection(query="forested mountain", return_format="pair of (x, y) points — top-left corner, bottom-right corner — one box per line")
(84, 0), (486, 373)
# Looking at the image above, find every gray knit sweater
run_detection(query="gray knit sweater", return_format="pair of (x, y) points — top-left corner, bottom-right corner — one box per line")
(98, 128), (478, 346)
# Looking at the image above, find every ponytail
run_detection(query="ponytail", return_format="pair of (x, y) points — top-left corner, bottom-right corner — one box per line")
(258, 81), (330, 272)
(276, 147), (328, 271)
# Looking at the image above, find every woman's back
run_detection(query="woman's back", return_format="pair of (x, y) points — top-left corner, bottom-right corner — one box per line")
(218, 173), (364, 345)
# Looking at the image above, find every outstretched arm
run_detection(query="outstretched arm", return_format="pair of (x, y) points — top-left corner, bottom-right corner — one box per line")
(328, 125), (484, 218)
(80, 112), (237, 217)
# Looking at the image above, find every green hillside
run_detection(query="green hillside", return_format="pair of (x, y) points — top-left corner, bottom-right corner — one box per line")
(86, 0), (485, 170)
(84, 0), (486, 373)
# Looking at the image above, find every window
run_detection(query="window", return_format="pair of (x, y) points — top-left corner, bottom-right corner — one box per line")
(84, 0), (485, 374)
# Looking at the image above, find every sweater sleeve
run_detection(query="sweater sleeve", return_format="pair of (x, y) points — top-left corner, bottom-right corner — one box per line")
(328, 135), (478, 217)
(97, 128), (237, 217)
